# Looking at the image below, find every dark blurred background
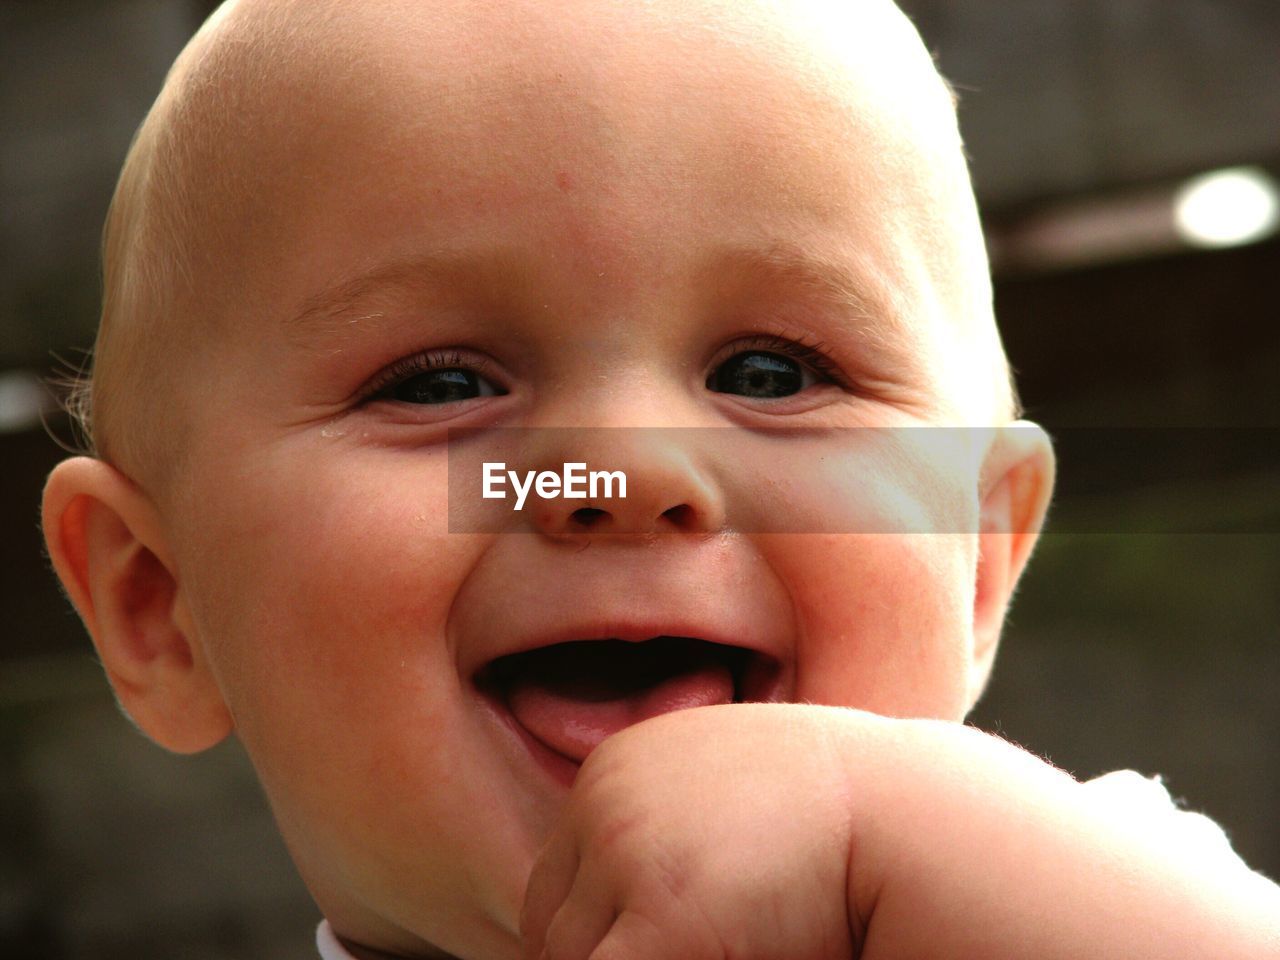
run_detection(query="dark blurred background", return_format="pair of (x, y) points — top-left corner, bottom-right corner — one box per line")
(2, 2), (1278, 957)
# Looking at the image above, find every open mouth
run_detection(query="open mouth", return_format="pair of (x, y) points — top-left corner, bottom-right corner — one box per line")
(476, 636), (781, 768)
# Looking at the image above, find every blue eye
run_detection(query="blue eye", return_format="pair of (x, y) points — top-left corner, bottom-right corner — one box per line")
(366, 350), (506, 406)
(386, 368), (500, 404)
(707, 350), (817, 398)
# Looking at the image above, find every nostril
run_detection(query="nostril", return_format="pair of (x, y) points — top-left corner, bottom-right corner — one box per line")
(569, 507), (608, 527)
(661, 504), (695, 527)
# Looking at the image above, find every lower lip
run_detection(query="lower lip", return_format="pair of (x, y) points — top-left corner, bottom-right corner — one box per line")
(479, 690), (581, 789)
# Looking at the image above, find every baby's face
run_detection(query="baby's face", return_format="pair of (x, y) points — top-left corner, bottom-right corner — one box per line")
(153, 1), (1031, 955)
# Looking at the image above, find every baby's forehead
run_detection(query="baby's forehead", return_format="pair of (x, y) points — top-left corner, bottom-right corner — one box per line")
(170, 0), (971, 304)
(189, 0), (957, 168)
(103, 0), (1008, 485)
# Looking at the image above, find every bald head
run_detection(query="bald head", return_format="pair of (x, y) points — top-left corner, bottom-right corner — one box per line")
(83, 0), (1013, 490)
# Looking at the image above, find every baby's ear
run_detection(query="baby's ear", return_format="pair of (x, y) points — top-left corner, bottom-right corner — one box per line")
(41, 456), (232, 753)
(968, 422), (1055, 709)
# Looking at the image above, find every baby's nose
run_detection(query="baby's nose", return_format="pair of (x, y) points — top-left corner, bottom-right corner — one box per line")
(525, 428), (726, 539)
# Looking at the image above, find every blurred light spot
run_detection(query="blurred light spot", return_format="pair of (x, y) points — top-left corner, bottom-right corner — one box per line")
(987, 189), (1181, 274)
(0, 369), (55, 433)
(1174, 167), (1280, 248)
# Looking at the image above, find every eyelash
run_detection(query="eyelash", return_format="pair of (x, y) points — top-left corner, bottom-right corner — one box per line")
(362, 348), (498, 400)
(360, 332), (848, 402)
(717, 332), (848, 387)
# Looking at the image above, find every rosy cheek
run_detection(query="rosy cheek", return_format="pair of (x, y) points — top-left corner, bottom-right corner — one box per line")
(768, 533), (971, 719)
(715, 428), (976, 538)
(181, 447), (469, 740)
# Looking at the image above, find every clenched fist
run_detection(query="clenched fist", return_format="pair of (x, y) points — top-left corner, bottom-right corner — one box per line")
(520, 703), (865, 960)
(520, 703), (1280, 960)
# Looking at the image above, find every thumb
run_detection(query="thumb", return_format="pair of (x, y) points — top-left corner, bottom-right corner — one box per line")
(520, 823), (580, 960)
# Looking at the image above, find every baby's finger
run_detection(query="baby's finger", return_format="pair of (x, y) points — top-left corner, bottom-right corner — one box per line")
(540, 865), (617, 960)
(520, 826), (582, 960)
(586, 908), (673, 960)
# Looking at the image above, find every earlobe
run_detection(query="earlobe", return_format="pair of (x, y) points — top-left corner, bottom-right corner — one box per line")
(968, 422), (1056, 708)
(41, 456), (233, 754)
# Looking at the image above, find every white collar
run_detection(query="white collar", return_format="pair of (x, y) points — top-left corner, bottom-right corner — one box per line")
(316, 920), (360, 960)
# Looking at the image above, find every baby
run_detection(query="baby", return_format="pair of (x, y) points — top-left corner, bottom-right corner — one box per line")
(40, 1), (1280, 958)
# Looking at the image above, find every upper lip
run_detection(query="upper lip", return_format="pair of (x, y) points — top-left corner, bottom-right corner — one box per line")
(476, 617), (783, 666)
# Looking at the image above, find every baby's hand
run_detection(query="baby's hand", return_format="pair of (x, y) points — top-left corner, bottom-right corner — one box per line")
(521, 703), (1280, 960)
(519, 703), (861, 960)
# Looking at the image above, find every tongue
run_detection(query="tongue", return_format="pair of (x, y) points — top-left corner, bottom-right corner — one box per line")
(506, 639), (735, 762)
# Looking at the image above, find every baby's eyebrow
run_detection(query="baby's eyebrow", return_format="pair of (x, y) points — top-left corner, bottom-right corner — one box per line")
(707, 242), (915, 365)
(711, 243), (893, 326)
(283, 250), (520, 347)
(282, 242), (905, 350)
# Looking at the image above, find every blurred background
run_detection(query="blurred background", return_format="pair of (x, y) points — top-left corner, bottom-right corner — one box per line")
(2, 1), (1278, 956)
